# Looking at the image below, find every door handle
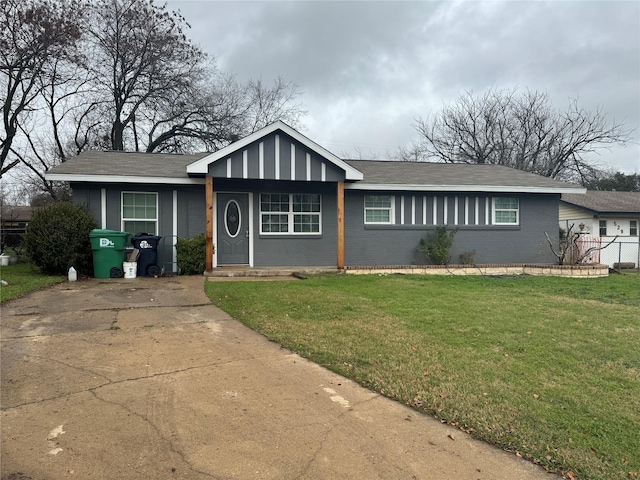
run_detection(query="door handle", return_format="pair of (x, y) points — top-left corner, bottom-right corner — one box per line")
(245, 229), (249, 238)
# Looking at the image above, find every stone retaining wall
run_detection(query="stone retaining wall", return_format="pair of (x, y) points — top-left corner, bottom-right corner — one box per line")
(344, 264), (609, 277)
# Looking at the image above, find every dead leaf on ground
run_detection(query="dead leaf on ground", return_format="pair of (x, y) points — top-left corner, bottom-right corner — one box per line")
(447, 433), (455, 440)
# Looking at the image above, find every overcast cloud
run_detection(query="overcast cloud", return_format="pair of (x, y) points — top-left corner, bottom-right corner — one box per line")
(169, 0), (639, 174)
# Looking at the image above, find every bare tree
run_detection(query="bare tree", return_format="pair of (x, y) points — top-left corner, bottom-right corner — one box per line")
(402, 87), (633, 182)
(83, 0), (206, 152)
(243, 77), (306, 134)
(81, 1), (305, 154)
(0, 0), (85, 177)
(545, 224), (618, 265)
(2, 0), (306, 202)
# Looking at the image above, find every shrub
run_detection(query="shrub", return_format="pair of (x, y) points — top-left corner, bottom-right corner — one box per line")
(418, 226), (457, 265)
(176, 233), (208, 275)
(23, 203), (98, 275)
(458, 250), (476, 265)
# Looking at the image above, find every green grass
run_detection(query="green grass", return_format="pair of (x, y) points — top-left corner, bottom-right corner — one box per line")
(206, 273), (640, 480)
(0, 262), (66, 303)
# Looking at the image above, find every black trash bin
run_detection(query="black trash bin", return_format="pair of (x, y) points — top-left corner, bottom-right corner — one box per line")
(131, 233), (162, 276)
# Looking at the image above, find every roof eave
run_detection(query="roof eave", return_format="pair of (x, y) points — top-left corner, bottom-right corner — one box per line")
(346, 183), (587, 194)
(560, 200), (640, 215)
(45, 173), (205, 185)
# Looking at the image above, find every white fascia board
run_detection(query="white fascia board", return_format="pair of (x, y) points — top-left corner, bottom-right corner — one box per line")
(45, 173), (205, 185)
(345, 183), (587, 194)
(186, 120), (364, 181)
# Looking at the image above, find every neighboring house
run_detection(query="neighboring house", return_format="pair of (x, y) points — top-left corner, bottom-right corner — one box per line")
(0, 205), (34, 253)
(560, 191), (640, 268)
(46, 121), (585, 272)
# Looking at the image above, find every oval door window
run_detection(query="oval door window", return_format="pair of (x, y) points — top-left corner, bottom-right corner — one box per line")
(224, 200), (241, 238)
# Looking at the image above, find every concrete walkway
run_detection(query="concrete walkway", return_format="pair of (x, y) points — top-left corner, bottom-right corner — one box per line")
(1, 277), (558, 479)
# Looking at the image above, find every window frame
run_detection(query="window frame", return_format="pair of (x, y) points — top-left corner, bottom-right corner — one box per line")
(599, 220), (607, 236)
(492, 197), (520, 225)
(121, 191), (158, 235)
(629, 220), (637, 237)
(259, 193), (322, 235)
(364, 195), (395, 225)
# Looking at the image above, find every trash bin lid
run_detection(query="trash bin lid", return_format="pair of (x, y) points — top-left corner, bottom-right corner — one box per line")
(90, 229), (129, 237)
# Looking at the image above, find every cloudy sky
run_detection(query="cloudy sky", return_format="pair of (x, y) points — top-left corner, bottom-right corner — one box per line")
(168, 0), (639, 174)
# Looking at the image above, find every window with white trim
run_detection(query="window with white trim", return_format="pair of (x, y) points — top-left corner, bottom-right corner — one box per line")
(364, 195), (394, 224)
(122, 192), (157, 235)
(260, 193), (321, 234)
(630, 220), (638, 236)
(492, 197), (519, 225)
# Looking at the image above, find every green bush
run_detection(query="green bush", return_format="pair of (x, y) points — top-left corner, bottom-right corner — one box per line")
(23, 203), (98, 275)
(176, 234), (208, 275)
(418, 226), (457, 265)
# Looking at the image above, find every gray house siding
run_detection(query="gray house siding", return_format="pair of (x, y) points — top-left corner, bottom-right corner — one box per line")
(393, 195), (490, 226)
(208, 132), (345, 182)
(177, 189), (206, 238)
(71, 187), (102, 225)
(71, 182), (206, 273)
(212, 179), (338, 266)
(344, 191), (559, 265)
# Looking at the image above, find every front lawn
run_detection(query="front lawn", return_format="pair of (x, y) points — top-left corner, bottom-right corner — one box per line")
(0, 262), (66, 303)
(206, 273), (640, 480)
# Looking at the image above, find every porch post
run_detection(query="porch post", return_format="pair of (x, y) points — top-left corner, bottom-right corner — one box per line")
(337, 181), (345, 269)
(206, 176), (214, 272)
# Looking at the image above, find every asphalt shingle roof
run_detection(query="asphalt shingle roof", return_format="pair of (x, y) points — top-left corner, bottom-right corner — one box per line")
(48, 151), (584, 192)
(48, 151), (209, 178)
(344, 160), (584, 190)
(561, 191), (640, 214)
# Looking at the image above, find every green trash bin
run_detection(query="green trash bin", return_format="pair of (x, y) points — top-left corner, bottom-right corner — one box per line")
(89, 229), (130, 278)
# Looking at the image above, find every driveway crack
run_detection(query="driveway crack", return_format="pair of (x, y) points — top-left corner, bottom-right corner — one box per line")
(88, 389), (221, 480)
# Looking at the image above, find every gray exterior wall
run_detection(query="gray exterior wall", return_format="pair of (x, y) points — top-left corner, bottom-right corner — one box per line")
(344, 191), (560, 265)
(71, 182), (206, 273)
(72, 180), (561, 271)
(208, 132), (345, 182)
(213, 179), (337, 267)
(71, 186), (102, 224)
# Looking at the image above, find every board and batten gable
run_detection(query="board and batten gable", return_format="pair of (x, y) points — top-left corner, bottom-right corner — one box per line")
(207, 131), (346, 183)
(344, 191), (560, 265)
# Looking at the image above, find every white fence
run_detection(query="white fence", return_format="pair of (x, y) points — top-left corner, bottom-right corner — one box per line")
(577, 236), (640, 271)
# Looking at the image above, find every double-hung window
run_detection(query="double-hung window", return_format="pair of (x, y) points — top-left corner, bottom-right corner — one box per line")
(599, 220), (607, 236)
(260, 193), (321, 234)
(122, 192), (157, 235)
(364, 195), (394, 224)
(630, 220), (638, 236)
(492, 197), (519, 225)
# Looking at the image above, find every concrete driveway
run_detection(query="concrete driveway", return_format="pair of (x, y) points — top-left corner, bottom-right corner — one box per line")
(1, 276), (558, 479)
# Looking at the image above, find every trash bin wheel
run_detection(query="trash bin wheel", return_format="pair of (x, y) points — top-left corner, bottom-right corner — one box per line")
(147, 265), (160, 277)
(110, 267), (123, 278)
